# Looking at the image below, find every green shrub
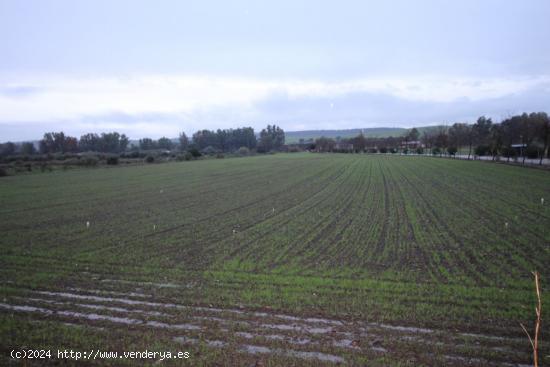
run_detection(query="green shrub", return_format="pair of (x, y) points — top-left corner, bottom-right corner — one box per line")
(474, 145), (489, 156)
(145, 155), (155, 163)
(237, 146), (250, 156)
(184, 152), (193, 161)
(0, 167), (7, 177)
(106, 155), (119, 165)
(416, 147), (424, 154)
(121, 151), (143, 159)
(188, 148), (201, 158)
(201, 146), (218, 155)
(63, 158), (80, 166)
(79, 156), (99, 166)
(40, 163), (53, 172)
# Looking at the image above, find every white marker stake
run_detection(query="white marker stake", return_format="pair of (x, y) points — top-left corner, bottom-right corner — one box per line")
(86, 221), (90, 228)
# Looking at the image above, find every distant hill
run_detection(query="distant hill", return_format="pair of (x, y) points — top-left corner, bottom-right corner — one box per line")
(284, 128), (404, 143)
(284, 126), (445, 143)
(5, 126), (444, 146)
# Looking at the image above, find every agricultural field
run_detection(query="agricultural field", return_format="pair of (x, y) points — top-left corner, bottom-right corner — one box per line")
(0, 153), (549, 366)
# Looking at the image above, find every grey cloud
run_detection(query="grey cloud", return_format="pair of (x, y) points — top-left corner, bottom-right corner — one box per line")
(251, 82), (550, 129)
(80, 111), (182, 124)
(2, 82), (550, 142)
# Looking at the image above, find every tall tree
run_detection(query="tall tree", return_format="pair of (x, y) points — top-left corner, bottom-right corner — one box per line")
(0, 142), (16, 157)
(139, 138), (156, 150)
(473, 116), (493, 150)
(39, 132), (78, 153)
(79, 133), (100, 152)
(407, 128), (419, 142)
(533, 112), (550, 165)
(489, 124), (504, 160)
(157, 137), (173, 150)
(178, 132), (189, 151)
(192, 130), (218, 150)
(258, 124), (285, 152)
(315, 137), (336, 152)
(351, 133), (366, 152)
(20, 142), (36, 155)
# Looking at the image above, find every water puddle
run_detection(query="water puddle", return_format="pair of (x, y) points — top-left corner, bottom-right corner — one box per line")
(67, 287), (150, 298)
(192, 315), (228, 323)
(2, 301), (202, 331)
(241, 344), (271, 354)
(24, 297), (166, 317)
(0, 303), (51, 313)
(0, 302), (142, 325)
(101, 279), (185, 289)
(236, 331), (311, 345)
(266, 334), (311, 345)
(206, 340), (227, 347)
(332, 338), (360, 349)
(365, 323), (433, 334)
(173, 336), (226, 347)
(34, 288), (350, 332)
(284, 349), (345, 363)
(444, 354), (483, 364)
(459, 332), (520, 342)
(175, 333), (345, 363)
(37, 291), (185, 309)
(261, 322), (333, 334)
(146, 320), (201, 331)
(79, 303), (165, 316)
(242, 344), (344, 363)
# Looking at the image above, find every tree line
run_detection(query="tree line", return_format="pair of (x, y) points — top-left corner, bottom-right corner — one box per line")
(311, 112), (550, 165)
(0, 124), (285, 157)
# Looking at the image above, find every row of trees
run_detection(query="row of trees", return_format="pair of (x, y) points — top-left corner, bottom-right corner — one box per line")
(0, 141), (36, 156)
(312, 112), (550, 164)
(6, 131), (132, 154)
(79, 132), (130, 153)
(424, 113), (549, 164)
(138, 136), (175, 150)
(0, 125), (286, 157)
(191, 127), (257, 152)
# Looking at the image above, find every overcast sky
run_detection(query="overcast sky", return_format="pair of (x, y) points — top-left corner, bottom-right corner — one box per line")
(1, 0), (550, 141)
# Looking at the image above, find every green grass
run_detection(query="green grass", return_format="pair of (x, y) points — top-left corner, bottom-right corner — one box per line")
(1, 153), (549, 365)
